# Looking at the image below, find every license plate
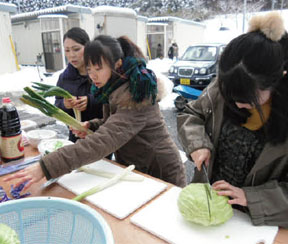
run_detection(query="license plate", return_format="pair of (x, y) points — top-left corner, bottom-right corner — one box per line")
(180, 78), (190, 85)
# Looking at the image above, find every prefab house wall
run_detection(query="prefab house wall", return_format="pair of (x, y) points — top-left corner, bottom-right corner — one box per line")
(172, 21), (206, 57)
(0, 4), (17, 74)
(79, 13), (95, 39)
(92, 6), (138, 43)
(12, 20), (42, 66)
(137, 16), (148, 59)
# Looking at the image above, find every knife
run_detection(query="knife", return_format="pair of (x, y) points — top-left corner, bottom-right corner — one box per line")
(202, 163), (212, 199)
(202, 164), (212, 220)
(41, 177), (60, 189)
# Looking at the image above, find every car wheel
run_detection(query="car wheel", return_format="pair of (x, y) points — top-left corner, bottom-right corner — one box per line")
(174, 95), (188, 111)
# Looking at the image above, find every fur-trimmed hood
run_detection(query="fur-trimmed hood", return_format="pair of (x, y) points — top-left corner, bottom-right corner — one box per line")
(109, 72), (173, 109)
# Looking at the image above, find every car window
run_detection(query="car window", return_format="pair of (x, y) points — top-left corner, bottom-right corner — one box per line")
(181, 46), (217, 61)
(219, 46), (226, 55)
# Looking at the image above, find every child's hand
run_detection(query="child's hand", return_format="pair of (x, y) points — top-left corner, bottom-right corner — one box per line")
(63, 98), (75, 109)
(213, 180), (248, 206)
(3, 163), (44, 191)
(190, 148), (211, 171)
(70, 121), (90, 139)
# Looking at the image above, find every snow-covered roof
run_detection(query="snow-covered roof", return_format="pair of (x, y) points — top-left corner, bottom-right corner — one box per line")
(38, 14), (68, 19)
(91, 6), (136, 18)
(0, 2), (17, 13)
(137, 15), (148, 22)
(148, 16), (205, 27)
(11, 4), (91, 22)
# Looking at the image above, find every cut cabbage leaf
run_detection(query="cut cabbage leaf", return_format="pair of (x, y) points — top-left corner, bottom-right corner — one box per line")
(178, 183), (233, 226)
(0, 223), (20, 244)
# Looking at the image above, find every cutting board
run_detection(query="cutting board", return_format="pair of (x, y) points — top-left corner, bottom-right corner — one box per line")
(57, 160), (168, 219)
(131, 187), (278, 244)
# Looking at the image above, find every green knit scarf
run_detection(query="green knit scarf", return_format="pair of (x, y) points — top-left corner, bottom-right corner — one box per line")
(93, 57), (158, 104)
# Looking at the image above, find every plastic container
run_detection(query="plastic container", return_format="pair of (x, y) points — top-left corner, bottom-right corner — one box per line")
(0, 197), (114, 244)
(38, 138), (74, 156)
(26, 129), (57, 148)
(0, 97), (24, 162)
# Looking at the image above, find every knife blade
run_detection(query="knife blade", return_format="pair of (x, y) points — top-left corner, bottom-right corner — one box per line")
(41, 177), (60, 189)
(202, 163), (212, 221)
(202, 163), (212, 199)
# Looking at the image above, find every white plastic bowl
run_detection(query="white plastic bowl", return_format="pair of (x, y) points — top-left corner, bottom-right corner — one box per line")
(26, 129), (57, 148)
(38, 138), (74, 156)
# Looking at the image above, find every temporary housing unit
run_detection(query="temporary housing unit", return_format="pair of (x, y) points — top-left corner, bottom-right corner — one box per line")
(0, 3), (18, 74)
(11, 5), (92, 72)
(137, 15), (148, 59)
(91, 6), (148, 57)
(11, 5), (148, 72)
(147, 16), (206, 59)
(90, 6), (147, 55)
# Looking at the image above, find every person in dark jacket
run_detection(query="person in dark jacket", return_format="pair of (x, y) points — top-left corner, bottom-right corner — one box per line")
(177, 12), (288, 227)
(156, 43), (163, 59)
(56, 27), (103, 142)
(168, 44), (174, 59)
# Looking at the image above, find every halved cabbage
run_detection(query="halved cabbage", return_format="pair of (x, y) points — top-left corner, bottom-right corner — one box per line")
(0, 223), (20, 244)
(178, 183), (233, 226)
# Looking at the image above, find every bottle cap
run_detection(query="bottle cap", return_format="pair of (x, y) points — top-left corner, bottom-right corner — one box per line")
(2, 97), (11, 103)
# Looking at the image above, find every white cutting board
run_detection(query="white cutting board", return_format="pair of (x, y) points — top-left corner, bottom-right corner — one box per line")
(58, 160), (167, 219)
(131, 187), (278, 244)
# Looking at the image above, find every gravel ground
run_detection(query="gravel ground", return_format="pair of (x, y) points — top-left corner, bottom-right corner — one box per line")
(161, 107), (195, 184)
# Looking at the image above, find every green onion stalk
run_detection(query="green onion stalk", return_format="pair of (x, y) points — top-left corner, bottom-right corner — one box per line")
(31, 82), (82, 121)
(73, 165), (135, 201)
(21, 87), (92, 134)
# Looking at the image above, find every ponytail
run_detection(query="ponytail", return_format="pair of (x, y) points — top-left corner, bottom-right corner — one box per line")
(117, 36), (145, 59)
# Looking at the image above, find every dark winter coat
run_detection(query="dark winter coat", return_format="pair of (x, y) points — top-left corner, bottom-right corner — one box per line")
(55, 64), (103, 142)
(177, 79), (288, 227)
(41, 75), (187, 187)
(168, 46), (174, 59)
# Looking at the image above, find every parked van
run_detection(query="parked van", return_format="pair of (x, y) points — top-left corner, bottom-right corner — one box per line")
(168, 43), (226, 89)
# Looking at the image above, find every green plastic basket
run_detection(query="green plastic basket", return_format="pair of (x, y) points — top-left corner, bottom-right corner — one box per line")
(0, 197), (114, 244)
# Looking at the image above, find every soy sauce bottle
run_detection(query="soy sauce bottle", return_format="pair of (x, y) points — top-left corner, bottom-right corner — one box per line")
(0, 97), (24, 163)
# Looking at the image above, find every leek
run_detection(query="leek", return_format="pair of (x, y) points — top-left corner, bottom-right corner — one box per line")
(77, 166), (144, 181)
(21, 87), (92, 134)
(32, 82), (81, 121)
(73, 165), (135, 201)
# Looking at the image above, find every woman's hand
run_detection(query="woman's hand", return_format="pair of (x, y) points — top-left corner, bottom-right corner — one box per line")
(63, 98), (75, 109)
(190, 148), (211, 171)
(73, 96), (88, 112)
(212, 180), (247, 206)
(70, 121), (90, 139)
(3, 163), (44, 191)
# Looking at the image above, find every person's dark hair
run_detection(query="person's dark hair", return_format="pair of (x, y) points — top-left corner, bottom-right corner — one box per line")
(63, 27), (90, 46)
(84, 35), (144, 71)
(218, 13), (288, 144)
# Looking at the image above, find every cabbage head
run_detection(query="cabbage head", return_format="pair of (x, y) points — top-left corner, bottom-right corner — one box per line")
(0, 223), (20, 244)
(178, 183), (233, 226)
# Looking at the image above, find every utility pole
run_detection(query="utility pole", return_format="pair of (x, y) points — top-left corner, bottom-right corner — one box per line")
(17, 0), (20, 13)
(272, 0), (275, 10)
(281, 0), (284, 10)
(242, 0), (247, 33)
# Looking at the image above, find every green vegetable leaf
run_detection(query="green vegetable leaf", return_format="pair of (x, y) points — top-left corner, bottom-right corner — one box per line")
(0, 223), (20, 244)
(177, 183), (234, 226)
